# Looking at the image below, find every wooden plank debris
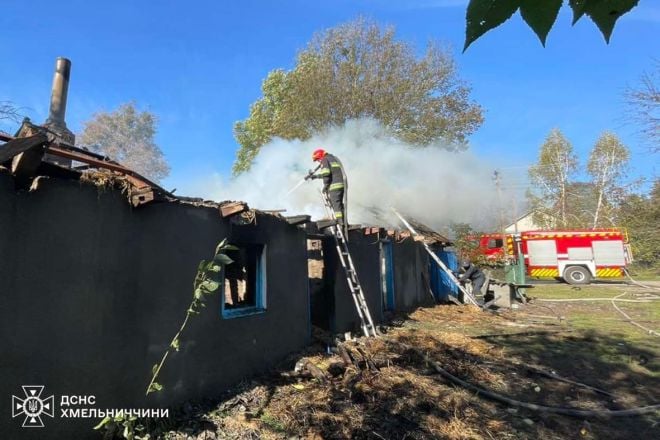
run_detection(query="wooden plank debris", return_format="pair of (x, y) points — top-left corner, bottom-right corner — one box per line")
(0, 134), (49, 164)
(219, 202), (248, 217)
(285, 215), (311, 225)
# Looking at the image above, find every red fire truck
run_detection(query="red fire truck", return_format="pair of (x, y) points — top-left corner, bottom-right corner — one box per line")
(476, 234), (506, 261)
(479, 229), (632, 285)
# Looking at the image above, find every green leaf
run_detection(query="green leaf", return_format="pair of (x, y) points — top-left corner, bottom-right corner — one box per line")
(215, 239), (228, 255)
(582, 0), (639, 42)
(197, 259), (207, 273)
(569, 0), (588, 24)
(520, 0), (562, 46)
(93, 416), (112, 430)
(201, 279), (220, 292)
(171, 338), (180, 351)
(194, 287), (203, 300)
(214, 253), (234, 265)
(464, 0), (521, 51)
(223, 244), (240, 251)
(147, 382), (163, 394)
(151, 363), (158, 376)
(207, 264), (222, 273)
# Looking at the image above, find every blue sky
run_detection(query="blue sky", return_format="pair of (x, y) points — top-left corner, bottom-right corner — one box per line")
(1, 0), (658, 195)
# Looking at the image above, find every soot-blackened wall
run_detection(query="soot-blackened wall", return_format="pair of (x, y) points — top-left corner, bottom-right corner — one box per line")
(0, 173), (309, 439)
(391, 239), (435, 312)
(317, 231), (436, 334)
(320, 231), (382, 334)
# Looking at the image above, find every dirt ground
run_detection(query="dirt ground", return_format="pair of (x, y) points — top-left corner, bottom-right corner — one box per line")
(146, 282), (659, 440)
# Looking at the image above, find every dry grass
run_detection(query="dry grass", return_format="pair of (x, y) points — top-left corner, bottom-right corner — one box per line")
(160, 292), (659, 440)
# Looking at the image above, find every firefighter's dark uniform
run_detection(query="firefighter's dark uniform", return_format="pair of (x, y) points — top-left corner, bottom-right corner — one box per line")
(312, 153), (346, 225)
(459, 262), (486, 296)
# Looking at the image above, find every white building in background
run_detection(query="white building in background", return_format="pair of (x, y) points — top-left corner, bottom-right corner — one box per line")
(505, 212), (555, 233)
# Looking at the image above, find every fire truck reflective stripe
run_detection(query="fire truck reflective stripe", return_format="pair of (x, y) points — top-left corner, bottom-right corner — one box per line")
(529, 268), (559, 277)
(596, 268), (623, 277)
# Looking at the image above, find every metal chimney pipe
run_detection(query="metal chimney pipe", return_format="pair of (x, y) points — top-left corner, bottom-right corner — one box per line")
(45, 57), (71, 129)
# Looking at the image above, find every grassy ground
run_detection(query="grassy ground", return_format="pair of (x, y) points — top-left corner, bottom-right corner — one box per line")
(130, 282), (659, 440)
(625, 264), (660, 281)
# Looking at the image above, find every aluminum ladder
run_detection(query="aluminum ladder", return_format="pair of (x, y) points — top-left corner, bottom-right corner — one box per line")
(391, 208), (480, 307)
(322, 193), (378, 337)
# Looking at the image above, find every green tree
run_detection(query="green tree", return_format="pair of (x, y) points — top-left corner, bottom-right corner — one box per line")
(565, 181), (612, 228)
(617, 180), (660, 269)
(528, 128), (579, 228)
(464, 0), (640, 50)
(79, 102), (170, 182)
(625, 61), (659, 153)
(587, 131), (630, 227)
(449, 222), (484, 264)
(233, 18), (484, 174)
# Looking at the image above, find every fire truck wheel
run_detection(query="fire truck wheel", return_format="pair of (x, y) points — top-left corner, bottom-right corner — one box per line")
(563, 266), (592, 285)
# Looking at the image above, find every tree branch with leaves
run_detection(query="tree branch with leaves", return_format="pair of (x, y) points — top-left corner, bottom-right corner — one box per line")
(464, 0), (640, 50)
(145, 239), (236, 396)
(233, 18), (483, 174)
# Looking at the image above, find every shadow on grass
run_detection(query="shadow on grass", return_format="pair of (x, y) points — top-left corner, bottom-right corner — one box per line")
(474, 328), (660, 439)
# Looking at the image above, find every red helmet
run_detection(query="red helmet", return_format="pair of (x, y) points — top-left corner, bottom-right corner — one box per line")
(312, 148), (326, 162)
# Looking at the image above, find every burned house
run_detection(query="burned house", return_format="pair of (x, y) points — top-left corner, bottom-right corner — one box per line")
(0, 168), (313, 439)
(1, 59), (312, 439)
(308, 225), (458, 334)
(1, 58), (460, 439)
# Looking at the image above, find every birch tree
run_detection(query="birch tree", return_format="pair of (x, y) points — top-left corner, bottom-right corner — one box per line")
(528, 128), (578, 228)
(79, 103), (170, 182)
(587, 132), (630, 227)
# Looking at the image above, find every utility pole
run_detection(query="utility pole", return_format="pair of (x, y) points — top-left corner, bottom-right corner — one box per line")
(493, 170), (508, 258)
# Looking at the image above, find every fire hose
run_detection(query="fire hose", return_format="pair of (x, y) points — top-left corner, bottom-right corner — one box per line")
(389, 339), (660, 418)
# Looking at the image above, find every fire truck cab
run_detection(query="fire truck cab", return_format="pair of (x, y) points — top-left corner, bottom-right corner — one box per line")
(518, 229), (631, 285)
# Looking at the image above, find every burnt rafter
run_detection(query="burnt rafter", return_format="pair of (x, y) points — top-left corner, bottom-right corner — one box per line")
(0, 134), (49, 165)
(0, 130), (173, 206)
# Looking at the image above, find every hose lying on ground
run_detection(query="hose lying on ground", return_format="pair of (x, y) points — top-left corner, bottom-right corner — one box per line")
(624, 268), (660, 293)
(611, 292), (660, 337)
(387, 340), (660, 418)
(535, 293), (659, 337)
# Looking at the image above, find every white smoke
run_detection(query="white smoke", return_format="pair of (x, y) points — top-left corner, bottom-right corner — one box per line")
(191, 119), (502, 232)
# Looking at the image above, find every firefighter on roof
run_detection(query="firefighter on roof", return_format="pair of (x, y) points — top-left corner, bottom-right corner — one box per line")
(306, 148), (347, 226)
